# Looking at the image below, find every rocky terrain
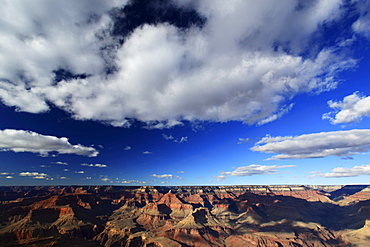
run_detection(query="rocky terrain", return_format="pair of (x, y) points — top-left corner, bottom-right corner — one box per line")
(1, 185), (370, 246)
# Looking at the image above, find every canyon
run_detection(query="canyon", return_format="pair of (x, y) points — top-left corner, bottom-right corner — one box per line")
(1, 185), (370, 246)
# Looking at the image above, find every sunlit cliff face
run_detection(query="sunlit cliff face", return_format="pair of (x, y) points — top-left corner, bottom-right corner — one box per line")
(1, 185), (370, 246)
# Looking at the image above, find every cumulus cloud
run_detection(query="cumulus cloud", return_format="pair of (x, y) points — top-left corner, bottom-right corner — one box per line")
(315, 164), (370, 178)
(75, 171), (85, 174)
(0, 1), (360, 127)
(0, 129), (98, 157)
(220, 165), (294, 177)
(143, 151), (153, 154)
(251, 129), (370, 160)
(124, 146), (131, 151)
(81, 163), (107, 168)
(323, 92), (370, 124)
(19, 171), (52, 180)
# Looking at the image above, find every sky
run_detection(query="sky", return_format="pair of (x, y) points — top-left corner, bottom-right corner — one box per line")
(1, 0), (370, 186)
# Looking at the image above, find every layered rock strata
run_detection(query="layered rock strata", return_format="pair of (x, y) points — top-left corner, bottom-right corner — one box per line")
(0, 185), (370, 246)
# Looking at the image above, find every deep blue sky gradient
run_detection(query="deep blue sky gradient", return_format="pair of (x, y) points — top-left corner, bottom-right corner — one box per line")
(1, 0), (370, 185)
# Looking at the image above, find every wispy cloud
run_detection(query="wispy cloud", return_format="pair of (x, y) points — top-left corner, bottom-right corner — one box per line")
(257, 103), (294, 126)
(219, 165), (294, 177)
(53, 161), (68, 165)
(323, 92), (370, 124)
(74, 171), (85, 174)
(81, 163), (107, 168)
(121, 180), (147, 184)
(0, 129), (98, 157)
(0, 172), (14, 179)
(19, 171), (52, 180)
(175, 137), (188, 144)
(162, 134), (174, 140)
(237, 137), (250, 144)
(1, 172), (13, 175)
(151, 174), (184, 180)
(124, 146), (132, 151)
(151, 174), (173, 179)
(213, 175), (226, 182)
(163, 134), (188, 144)
(251, 129), (370, 160)
(143, 151), (153, 154)
(314, 164), (370, 178)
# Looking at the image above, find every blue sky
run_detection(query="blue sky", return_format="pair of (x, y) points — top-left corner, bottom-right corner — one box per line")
(1, 0), (370, 186)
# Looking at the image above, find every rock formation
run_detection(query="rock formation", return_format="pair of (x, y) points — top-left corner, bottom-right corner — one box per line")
(0, 185), (370, 246)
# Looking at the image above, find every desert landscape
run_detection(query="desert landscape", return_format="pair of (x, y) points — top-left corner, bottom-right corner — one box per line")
(1, 185), (370, 246)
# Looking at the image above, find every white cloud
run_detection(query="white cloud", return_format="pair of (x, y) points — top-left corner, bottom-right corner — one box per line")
(63, 169), (69, 172)
(19, 171), (47, 176)
(163, 134), (188, 144)
(213, 175), (226, 182)
(323, 92), (370, 124)
(237, 137), (250, 144)
(315, 164), (370, 178)
(81, 163), (107, 168)
(53, 161), (68, 165)
(220, 165), (294, 177)
(143, 151), (152, 154)
(0, 129), (98, 157)
(151, 174), (173, 179)
(251, 129), (370, 160)
(100, 177), (111, 182)
(175, 137), (188, 144)
(124, 146), (131, 151)
(121, 180), (147, 184)
(0, 1), (360, 127)
(75, 171), (85, 174)
(163, 134), (174, 140)
(257, 103), (294, 126)
(1, 172), (13, 175)
(5, 176), (13, 179)
(151, 173), (183, 180)
(352, 1), (370, 38)
(19, 171), (51, 180)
